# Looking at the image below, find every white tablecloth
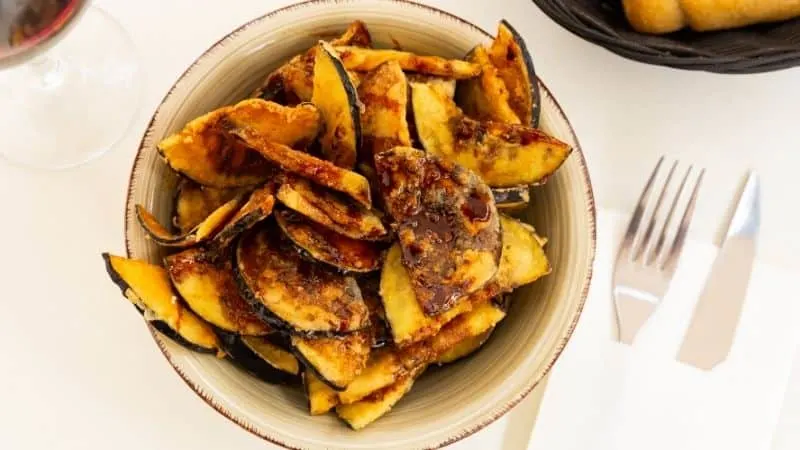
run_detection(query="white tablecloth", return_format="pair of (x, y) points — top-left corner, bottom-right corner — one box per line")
(1, 1), (798, 449)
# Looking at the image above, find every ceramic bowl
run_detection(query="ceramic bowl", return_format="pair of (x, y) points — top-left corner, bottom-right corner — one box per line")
(124, 1), (596, 448)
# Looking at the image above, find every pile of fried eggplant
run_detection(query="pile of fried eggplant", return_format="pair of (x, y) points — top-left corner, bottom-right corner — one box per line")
(102, 19), (570, 430)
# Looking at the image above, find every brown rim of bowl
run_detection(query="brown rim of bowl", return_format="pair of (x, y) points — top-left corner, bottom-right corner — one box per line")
(123, 0), (597, 448)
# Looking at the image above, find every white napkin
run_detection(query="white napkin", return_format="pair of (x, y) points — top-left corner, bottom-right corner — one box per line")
(528, 210), (800, 450)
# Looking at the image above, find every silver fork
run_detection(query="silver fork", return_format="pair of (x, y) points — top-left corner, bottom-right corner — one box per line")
(614, 157), (705, 344)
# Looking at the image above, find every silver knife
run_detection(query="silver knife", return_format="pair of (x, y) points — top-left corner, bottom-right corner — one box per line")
(676, 171), (760, 370)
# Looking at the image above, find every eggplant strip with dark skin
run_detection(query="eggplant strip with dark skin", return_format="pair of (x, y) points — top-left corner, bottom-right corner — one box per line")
(102, 254), (220, 353)
(313, 41), (362, 169)
(357, 61), (411, 164)
(135, 197), (242, 248)
(164, 247), (270, 336)
(208, 182), (277, 252)
(216, 331), (299, 385)
(412, 81), (571, 187)
(276, 208), (383, 273)
(492, 185), (530, 211)
(275, 175), (387, 241)
(292, 331), (371, 390)
(487, 20), (541, 127)
(456, 44), (520, 124)
(234, 224), (371, 335)
(251, 20), (372, 103)
(157, 99), (320, 188)
(228, 126), (372, 208)
(241, 335), (301, 376)
(173, 179), (250, 234)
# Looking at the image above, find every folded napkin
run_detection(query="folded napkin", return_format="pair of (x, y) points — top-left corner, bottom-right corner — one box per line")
(529, 210), (800, 450)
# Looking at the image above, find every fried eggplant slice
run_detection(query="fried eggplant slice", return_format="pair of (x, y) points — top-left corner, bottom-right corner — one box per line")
(164, 248), (269, 336)
(102, 254), (219, 352)
(358, 61), (411, 163)
(435, 328), (493, 364)
(234, 225), (370, 334)
(335, 46), (481, 79)
(380, 244), (473, 346)
(455, 45), (520, 124)
(375, 147), (501, 316)
(487, 20), (540, 127)
(216, 331), (298, 385)
(338, 301), (506, 404)
(336, 368), (422, 430)
(173, 179), (248, 234)
(495, 215), (551, 289)
(292, 331), (370, 390)
(379, 215), (547, 346)
(407, 73), (456, 99)
(276, 175), (386, 241)
(275, 209), (382, 273)
(492, 185), (530, 211)
(209, 182), (276, 251)
(313, 41), (361, 168)
(241, 335), (301, 376)
(412, 82), (571, 187)
(360, 275), (391, 348)
(337, 348), (401, 405)
(229, 127), (372, 208)
(135, 197), (242, 248)
(158, 99), (320, 188)
(305, 371), (340, 415)
(251, 20), (372, 103)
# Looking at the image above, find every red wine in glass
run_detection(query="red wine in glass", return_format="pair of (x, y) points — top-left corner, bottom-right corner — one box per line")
(0, 0), (141, 170)
(0, 0), (88, 68)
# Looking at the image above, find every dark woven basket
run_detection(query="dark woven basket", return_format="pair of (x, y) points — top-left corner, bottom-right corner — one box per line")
(532, 0), (800, 73)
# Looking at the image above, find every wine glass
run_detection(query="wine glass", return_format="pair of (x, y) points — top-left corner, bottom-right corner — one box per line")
(0, 0), (141, 170)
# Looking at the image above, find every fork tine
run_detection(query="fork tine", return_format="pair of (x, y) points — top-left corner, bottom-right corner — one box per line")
(661, 168), (705, 272)
(634, 160), (678, 262)
(621, 156), (664, 256)
(647, 165), (692, 266)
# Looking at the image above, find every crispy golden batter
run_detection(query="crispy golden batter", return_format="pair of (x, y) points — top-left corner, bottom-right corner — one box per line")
(276, 209), (383, 273)
(276, 175), (386, 240)
(292, 331), (371, 389)
(335, 46), (481, 79)
(358, 61), (411, 163)
(165, 248), (270, 336)
(231, 127), (373, 208)
(173, 179), (249, 234)
(252, 20), (372, 103)
(412, 82), (570, 187)
(487, 21), (538, 126)
(158, 99), (319, 188)
(456, 45), (520, 124)
(235, 225), (370, 333)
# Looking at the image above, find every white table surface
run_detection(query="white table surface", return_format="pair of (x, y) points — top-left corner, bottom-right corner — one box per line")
(0, 0), (798, 449)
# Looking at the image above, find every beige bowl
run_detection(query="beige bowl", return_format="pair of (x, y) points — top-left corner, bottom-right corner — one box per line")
(124, 1), (596, 448)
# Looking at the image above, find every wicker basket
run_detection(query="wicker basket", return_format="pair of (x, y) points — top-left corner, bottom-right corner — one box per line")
(532, 0), (800, 74)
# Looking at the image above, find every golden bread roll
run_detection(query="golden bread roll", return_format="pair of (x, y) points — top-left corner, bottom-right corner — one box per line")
(622, 0), (687, 34)
(623, 0), (800, 33)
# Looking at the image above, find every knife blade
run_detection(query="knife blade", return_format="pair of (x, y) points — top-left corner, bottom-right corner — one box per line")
(676, 171), (760, 370)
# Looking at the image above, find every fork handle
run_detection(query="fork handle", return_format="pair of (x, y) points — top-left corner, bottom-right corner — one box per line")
(615, 293), (657, 344)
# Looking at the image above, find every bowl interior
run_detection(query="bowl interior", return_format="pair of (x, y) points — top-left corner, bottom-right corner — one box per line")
(125, 1), (595, 448)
